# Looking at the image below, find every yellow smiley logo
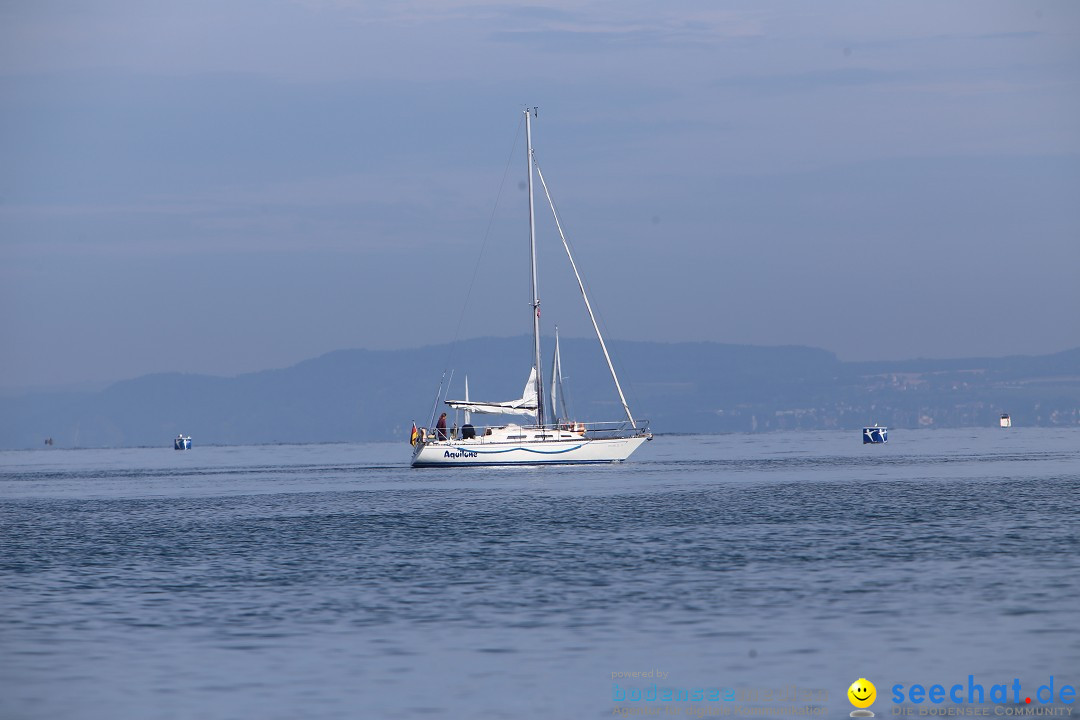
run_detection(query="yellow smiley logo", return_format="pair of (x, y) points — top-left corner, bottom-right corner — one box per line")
(848, 678), (877, 709)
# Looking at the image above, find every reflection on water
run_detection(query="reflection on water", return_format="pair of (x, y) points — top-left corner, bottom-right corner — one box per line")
(1, 429), (1078, 719)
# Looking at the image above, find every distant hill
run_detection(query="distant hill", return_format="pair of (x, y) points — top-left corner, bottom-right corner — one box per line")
(2, 338), (1078, 449)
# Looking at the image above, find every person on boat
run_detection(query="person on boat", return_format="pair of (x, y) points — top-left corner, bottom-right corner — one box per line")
(436, 413), (448, 440)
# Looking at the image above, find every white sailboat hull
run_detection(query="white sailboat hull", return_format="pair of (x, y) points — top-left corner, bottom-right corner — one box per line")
(411, 434), (649, 467)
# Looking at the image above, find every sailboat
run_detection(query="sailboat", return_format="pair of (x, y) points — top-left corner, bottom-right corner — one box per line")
(410, 109), (652, 467)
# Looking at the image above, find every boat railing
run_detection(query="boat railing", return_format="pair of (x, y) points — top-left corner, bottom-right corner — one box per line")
(418, 419), (649, 444)
(561, 420), (650, 439)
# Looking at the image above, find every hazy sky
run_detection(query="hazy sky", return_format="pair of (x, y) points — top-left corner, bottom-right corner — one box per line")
(2, 1), (1078, 389)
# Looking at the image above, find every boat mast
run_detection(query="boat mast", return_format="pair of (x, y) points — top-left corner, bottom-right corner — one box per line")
(525, 107), (545, 428)
(464, 375), (470, 426)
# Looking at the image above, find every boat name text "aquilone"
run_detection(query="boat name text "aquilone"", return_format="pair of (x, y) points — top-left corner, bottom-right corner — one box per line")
(444, 450), (479, 459)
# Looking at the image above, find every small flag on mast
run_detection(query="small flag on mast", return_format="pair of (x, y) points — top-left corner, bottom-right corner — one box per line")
(410, 423), (418, 446)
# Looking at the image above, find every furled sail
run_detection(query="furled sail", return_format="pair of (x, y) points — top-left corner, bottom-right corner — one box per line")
(550, 328), (568, 423)
(445, 367), (538, 416)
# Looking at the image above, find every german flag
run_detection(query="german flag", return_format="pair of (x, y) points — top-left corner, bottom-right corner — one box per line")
(410, 423), (418, 446)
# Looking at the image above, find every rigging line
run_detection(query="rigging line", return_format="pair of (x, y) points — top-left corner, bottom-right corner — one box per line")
(438, 114), (526, 392)
(441, 368), (456, 417)
(554, 228), (643, 418)
(532, 155), (636, 427)
(531, 157), (643, 421)
(577, 271), (644, 422)
(426, 373), (445, 430)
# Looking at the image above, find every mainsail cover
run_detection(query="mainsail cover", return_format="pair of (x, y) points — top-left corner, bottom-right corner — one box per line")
(445, 367), (538, 417)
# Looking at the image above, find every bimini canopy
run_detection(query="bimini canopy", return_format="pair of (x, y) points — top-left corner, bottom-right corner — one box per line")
(445, 367), (538, 417)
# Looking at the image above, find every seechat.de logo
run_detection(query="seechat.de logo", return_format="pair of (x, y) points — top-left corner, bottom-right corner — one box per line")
(891, 676), (1077, 706)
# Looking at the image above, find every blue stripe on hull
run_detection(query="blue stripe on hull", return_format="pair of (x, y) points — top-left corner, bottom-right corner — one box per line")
(412, 459), (623, 468)
(451, 444), (584, 455)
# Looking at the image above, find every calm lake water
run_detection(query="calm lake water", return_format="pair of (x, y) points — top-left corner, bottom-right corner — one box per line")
(1, 428), (1078, 719)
